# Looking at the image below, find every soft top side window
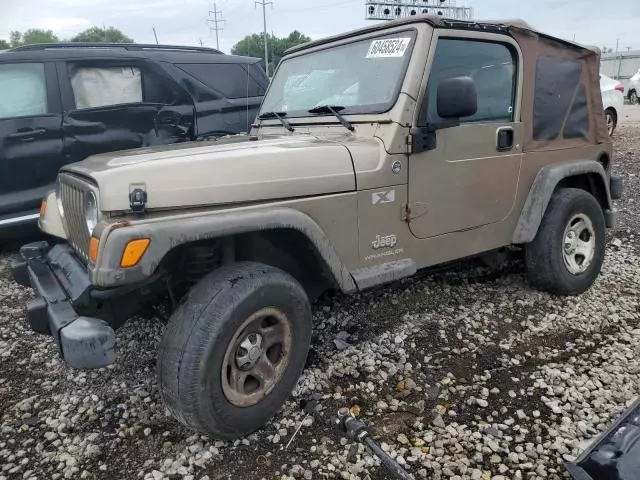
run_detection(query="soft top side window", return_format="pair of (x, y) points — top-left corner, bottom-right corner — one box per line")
(422, 38), (517, 125)
(0, 63), (48, 119)
(533, 56), (588, 141)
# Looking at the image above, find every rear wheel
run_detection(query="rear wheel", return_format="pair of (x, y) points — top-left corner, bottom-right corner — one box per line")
(525, 188), (605, 295)
(157, 262), (312, 439)
(630, 90), (639, 105)
(605, 108), (617, 137)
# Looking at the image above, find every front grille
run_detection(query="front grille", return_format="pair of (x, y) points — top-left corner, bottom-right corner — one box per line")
(59, 175), (93, 262)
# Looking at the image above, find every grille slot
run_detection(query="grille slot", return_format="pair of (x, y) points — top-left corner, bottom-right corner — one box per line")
(59, 176), (92, 262)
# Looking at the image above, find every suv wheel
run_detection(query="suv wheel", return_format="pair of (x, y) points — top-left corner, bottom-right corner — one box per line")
(525, 188), (605, 295)
(630, 90), (639, 105)
(157, 262), (312, 439)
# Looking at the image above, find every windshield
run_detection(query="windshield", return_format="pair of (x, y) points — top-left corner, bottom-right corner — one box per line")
(260, 31), (416, 118)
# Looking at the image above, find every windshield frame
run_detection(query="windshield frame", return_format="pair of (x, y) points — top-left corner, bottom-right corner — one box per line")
(259, 28), (418, 120)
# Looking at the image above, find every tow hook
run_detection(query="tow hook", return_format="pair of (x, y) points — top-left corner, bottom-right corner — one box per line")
(333, 408), (415, 480)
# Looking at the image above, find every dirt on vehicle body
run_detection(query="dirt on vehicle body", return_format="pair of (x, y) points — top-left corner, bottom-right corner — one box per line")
(12, 16), (621, 439)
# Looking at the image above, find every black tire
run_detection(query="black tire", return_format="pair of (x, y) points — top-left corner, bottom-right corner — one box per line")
(525, 188), (605, 296)
(157, 262), (312, 439)
(630, 90), (639, 105)
(605, 108), (617, 137)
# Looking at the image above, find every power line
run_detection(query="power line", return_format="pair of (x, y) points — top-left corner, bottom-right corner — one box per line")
(255, 0), (273, 77)
(207, 2), (225, 50)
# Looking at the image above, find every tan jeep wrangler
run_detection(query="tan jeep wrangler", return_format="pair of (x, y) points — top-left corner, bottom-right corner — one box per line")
(12, 16), (622, 439)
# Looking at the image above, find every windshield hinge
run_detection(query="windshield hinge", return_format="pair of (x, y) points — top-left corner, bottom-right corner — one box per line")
(403, 202), (429, 222)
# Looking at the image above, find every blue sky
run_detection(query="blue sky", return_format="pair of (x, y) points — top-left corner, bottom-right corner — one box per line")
(1, 0), (638, 53)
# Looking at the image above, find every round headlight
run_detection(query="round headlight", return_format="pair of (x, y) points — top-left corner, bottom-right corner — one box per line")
(84, 191), (99, 233)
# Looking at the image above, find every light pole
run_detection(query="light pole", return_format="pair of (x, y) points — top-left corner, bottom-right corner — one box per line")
(256, 0), (273, 76)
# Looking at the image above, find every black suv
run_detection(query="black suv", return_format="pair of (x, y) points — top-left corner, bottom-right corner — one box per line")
(0, 43), (269, 231)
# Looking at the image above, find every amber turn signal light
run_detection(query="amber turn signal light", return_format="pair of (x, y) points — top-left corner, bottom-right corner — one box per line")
(89, 237), (99, 263)
(120, 239), (150, 268)
(39, 200), (47, 217)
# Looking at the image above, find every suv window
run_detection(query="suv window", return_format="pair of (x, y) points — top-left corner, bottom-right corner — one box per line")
(70, 65), (176, 109)
(177, 63), (267, 99)
(0, 63), (48, 119)
(425, 39), (516, 124)
(71, 66), (143, 109)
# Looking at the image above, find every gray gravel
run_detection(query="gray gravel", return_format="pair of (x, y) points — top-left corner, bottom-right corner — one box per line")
(1, 117), (640, 480)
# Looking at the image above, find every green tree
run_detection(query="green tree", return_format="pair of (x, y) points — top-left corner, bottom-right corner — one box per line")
(9, 31), (22, 47)
(71, 26), (133, 43)
(0, 40), (9, 50)
(231, 30), (311, 74)
(9, 29), (59, 47)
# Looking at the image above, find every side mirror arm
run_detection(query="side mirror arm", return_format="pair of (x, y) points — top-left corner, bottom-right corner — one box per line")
(409, 120), (460, 154)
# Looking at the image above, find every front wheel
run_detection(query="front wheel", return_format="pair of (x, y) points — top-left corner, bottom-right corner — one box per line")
(525, 188), (606, 296)
(157, 262), (312, 439)
(630, 90), (639, 105)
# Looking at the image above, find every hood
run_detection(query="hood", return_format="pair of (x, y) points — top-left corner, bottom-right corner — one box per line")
(63, 135), (356, 212)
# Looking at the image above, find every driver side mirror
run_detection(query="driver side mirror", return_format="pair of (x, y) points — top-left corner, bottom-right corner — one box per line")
(410, 77), (478, 155)
(437, 76), (478, 120)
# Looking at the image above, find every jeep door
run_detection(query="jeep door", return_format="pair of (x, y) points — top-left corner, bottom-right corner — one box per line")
(0, 61), (64, 225)
(59, 59), (195, 165)
(408, 32), (523, 239)
(172, 60), (269, 136)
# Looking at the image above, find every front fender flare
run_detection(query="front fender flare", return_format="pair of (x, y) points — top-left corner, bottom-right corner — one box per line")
(512, 160), (612, 244)
(90, 207), (357, 293)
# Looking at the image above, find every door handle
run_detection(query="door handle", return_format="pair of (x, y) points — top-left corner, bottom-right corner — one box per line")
(7, 129), (46, 141)
(496, 127), (514, 152)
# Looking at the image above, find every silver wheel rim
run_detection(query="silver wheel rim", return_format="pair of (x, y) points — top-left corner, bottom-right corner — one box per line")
(562, 213), (596, 275)
(221, 307), (292, 407)
(632, 92), (638, 104)
(606, 113), (615, 136)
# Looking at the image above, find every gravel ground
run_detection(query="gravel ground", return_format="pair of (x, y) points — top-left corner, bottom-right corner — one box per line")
(1, 114), (640, 480)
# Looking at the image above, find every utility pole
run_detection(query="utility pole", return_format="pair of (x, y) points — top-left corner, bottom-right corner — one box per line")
(152, 27), (159, 45)
(207, 2), (224, 50)
(255, 0), (273, 77)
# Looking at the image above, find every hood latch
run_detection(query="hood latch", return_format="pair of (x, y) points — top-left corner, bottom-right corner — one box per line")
(129, 185), (148, 214)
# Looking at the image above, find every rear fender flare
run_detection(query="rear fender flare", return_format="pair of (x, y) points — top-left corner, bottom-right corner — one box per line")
(512, 160), (612, 244)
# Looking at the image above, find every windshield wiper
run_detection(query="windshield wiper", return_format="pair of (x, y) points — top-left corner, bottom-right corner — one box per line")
(258, 111), (295, 132)
(308, 105), (354, 132)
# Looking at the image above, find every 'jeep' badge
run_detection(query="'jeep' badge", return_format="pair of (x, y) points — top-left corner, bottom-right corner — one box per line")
(372, 234), (398, 249)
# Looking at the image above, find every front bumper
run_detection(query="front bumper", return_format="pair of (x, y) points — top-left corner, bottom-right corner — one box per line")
(11, 241), (115, 369)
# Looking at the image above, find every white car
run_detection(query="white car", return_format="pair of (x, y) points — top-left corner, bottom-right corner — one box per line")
(627, 69), (640, 104)
(600, 74), (624, 136)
